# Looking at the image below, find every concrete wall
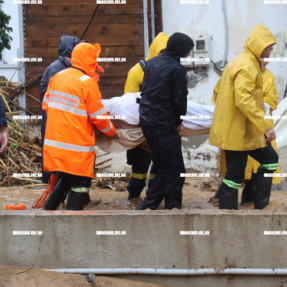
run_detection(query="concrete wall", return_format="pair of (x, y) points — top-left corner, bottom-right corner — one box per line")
(1, 210), (287, 286)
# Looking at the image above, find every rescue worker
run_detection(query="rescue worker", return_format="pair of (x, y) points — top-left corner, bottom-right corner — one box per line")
(43, 42), (117, 210)
(40, 35), (81, 183)
(241, 60), (280, 205)
(209, 25), (279, 210)
(137, 32), (194, 210)
(124, 32), (169, 201)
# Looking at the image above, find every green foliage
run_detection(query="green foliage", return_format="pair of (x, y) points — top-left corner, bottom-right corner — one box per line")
(0, 0), (13, 55)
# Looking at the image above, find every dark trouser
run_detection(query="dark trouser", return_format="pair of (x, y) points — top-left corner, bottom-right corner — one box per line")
(44, 172), (91, 211)
(138, 125), (185, 210)
(41, 109), (51, 184)
(126, 147), (155, 198)
(219, 142), (278, 209)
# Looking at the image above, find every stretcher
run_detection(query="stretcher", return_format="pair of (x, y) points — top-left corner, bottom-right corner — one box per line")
(96, 92), (287, 153)
(95, 93), (213, 153)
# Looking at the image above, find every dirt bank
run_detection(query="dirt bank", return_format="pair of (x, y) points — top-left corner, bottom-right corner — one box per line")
(0, 264), (167, 287)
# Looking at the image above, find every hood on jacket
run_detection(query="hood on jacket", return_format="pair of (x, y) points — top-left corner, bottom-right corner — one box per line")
(244, 25), (276, 60)
(164, 32), (194, 60)
(146, 32), (169, 61)
(58, 35), (81, 58)
(71, 42), (104, 81)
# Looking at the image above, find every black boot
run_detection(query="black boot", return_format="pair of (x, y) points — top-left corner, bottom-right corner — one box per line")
(43, 179), (69, 210)
(136, 196), (163, 210)
(241, 179), (254, 205)
(218, 185), (238, 210)
(128, 192), (141, 200)
(253, 168), (272, 209)
(67, 191), (89, 211)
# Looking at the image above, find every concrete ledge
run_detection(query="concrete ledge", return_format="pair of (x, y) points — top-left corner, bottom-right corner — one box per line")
(1, 209), (287, 286)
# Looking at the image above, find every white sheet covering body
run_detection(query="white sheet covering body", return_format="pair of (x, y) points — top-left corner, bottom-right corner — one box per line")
(97, 93), (213, 153)
(102, 92), (214, 129)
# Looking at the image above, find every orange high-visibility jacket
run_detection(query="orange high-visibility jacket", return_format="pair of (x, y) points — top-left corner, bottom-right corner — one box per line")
(43, 43), (116, 178)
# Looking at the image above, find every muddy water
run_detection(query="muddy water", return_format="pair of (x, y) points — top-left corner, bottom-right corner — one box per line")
(1, 178), (287, 211)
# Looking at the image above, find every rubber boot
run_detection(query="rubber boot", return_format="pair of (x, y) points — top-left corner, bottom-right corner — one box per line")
(43, 179), (69, 210)
(67, 190), (89, 211)
(241, 179), (254, 206)
(127, 191), (142, 200)
(218, 185), (238, 210)
(136, 196), (163, 210)
(253, 168), (272, 209)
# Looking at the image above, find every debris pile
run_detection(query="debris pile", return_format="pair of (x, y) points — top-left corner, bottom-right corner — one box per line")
(0, 77), (42, 186)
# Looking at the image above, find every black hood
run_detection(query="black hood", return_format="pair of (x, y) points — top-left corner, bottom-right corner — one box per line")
(58, 35), (81, 58)
(164, 32), (194, 60)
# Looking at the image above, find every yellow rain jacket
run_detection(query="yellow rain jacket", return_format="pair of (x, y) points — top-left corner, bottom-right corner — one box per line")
(124, 32), (169, 93)
(244, 68), (280, 183)
(209, 25), (276, 151)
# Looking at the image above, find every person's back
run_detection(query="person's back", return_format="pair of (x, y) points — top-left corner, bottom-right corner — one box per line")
(137, 32), (194, 210)
(40, 34), (81, 183)
(140, 52), (187, 128)
(43, 43), (117, 211)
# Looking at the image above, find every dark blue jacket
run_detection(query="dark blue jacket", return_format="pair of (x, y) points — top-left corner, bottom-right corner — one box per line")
(139, 51), (188, 127)
(40, 35), (81, 103)
(0, 97), (7, 127)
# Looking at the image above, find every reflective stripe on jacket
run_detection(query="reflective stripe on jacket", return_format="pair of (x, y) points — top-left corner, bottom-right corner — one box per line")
(43, 43), (116, 178)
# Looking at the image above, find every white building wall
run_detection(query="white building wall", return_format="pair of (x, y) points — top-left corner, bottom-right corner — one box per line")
(162, 0), (287, 172)
(162, 0), (287, 104)
(0, 1), (23, 83)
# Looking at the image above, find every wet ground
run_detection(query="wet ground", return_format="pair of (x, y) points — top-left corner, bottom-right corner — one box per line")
(1, 178), (287, 212)
(0, 264), (167, 287)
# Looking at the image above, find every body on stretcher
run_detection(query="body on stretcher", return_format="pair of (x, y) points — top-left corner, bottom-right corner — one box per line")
(95, 93), (214, 153)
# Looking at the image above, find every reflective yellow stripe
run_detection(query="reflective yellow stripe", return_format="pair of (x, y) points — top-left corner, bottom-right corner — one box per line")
(44, 139), (95, 152)
(132, 172), (148, 180)
(149, 174), (156, 180)
(71, 187), (89, 193)
(223, 179), (241, 189)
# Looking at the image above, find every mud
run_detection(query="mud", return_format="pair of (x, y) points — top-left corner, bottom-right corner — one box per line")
(1, 178), (287, 212)
(0, 264), (167, 287)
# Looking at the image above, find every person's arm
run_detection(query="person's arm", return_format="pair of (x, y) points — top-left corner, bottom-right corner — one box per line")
(86, 80), (117, 137)
(42, 78), (52, 113)
(172, 67), (188, 126)
(212, 77), (222, 105)
(263, 72), (278, 113)
(0, 97), (8, 152)
(40, 71), (49, 103)
(234, 69), (273, 135)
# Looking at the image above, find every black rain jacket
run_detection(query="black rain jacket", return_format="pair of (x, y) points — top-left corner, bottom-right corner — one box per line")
(139, 51), (188, 128)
